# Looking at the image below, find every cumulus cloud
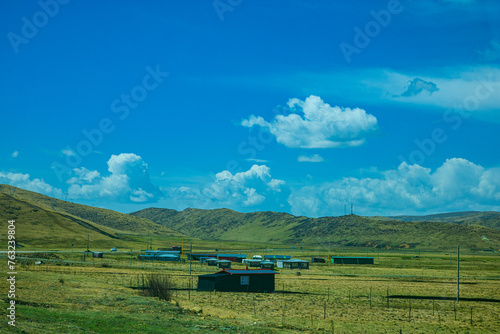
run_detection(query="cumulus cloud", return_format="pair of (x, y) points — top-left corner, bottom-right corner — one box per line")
(395, 78), (439, 97)
(241, 95), (378, 149)
(161, 165), (290, 212)
(288, 158), (500, 217)
(297, 154), (324, 163)
(0, 171), (62, 197)
(12, 151), (19, 158)
(68, 153), (162, 203)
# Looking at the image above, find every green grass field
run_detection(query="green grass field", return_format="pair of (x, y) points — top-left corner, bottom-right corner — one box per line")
(1, 244), (499, 333)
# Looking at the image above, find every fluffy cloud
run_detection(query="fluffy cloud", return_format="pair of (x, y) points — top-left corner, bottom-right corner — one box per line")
(161, 165), (290, 212)
(297, 154), (324, 163)
(68, 153), (162, 203)
(241, 95), (378, 149)
(12, 151), (19, 158)
(0, 171), (62, 197)
(288, 158), (500, 217)
(395, 78), (439, 97)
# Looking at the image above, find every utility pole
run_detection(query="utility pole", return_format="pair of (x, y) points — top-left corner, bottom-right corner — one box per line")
(189, 241), (193, 276)
(87, 235), (90, 252)
(457, 245), (460, 302)
(130, 249), (133, 266)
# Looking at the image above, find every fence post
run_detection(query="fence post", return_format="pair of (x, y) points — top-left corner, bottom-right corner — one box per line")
(324, 299), (327, 319)
(387, 285), (389, 309)
(369, 287), (372, 309)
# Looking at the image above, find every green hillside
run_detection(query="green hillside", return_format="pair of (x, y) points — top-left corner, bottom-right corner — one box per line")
(131, 207), (500, 250)
(381, 211), (500, 230)
(0, 192), (120, 248)
(0, 185), (180, 236)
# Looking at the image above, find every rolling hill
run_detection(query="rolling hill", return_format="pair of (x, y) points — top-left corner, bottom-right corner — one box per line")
(0, 185), (180, 236)
(0, 185), (183, 249)
(131, 207), (500, 250)
(382, 211), (500, 230)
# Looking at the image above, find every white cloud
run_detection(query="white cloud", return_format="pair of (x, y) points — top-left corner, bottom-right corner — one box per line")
(12, 151), (19, 158)
(0, 171), (62, 197)
(67, 167), (101, 184)
(68, 153), (162, 203)
(160, 165), (290, 212)
(298, 154), (324, 163)
(62, 149), (75, 157)
(241, 95), (378, 149)
(288, 158), (500, 217)
(246, 158), (269, 163)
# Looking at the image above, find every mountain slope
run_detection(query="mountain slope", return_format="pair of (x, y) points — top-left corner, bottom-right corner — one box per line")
(0, 192), (120, 247)
(131, 208), (500, 250)
(382, 211), (500, 230)
(0, 185), (180, 236)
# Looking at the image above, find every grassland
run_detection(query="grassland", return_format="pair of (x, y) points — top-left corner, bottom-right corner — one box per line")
(1, 185), (500, 332)
(1, 243), (500, 333)
(131, 207), (500, 250)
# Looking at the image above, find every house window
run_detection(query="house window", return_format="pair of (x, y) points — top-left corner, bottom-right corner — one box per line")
(240, 276), (250, 285)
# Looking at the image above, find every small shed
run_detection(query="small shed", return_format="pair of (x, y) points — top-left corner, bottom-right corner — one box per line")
(92, 252), (103, 258)
(260, 260), (275, 270)
(206, 258), (219, 266)
(197, 269), (278, 292)
(331, 256), (374, 265)
(217, 260), (232, 269)
(279, 259), (309, 269)
(244, 259), (262, 267)
(311, 257), (326, 263)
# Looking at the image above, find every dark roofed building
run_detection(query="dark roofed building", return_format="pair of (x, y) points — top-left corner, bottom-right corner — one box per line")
(217, 259), (232, 269)
(197, 269), (277, 293)
(331, 256), (374, 265)
(279, 259), (309, 269)
(264, 255), (291, 262)
(217, 254), (247, 263)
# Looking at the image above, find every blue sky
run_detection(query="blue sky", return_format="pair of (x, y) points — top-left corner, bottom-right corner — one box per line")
(1, 0), (500, 217)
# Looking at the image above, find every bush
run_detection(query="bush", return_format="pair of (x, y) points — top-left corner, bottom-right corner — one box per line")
(143, 274), (175, 301)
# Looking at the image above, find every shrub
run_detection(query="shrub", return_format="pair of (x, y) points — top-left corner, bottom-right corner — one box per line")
(143, 274), (175, 301)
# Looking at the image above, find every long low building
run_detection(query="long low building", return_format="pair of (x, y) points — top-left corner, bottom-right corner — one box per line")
(216, 254), (247, 262)
(331, 256), (374, 264)
(197, 269), (278, 292)
(277, 259), (310, 269)
(137, 254), (180, 261)
(264, 255), (291, 262)
(186, 253), (217, 260)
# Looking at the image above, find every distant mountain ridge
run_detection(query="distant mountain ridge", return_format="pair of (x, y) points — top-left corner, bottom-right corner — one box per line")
(381, 211), (500, 230)
(2, 184), (499, 251)
(131, 207), (500, 250)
